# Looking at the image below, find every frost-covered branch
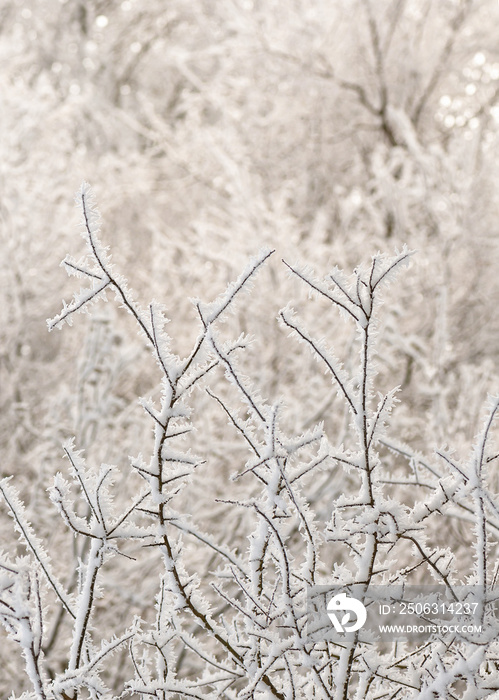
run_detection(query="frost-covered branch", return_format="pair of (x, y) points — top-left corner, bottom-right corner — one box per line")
(6, 182), (499, 697)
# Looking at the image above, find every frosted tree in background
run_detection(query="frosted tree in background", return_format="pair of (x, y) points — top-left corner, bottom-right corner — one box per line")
(3, 0), (499, 461)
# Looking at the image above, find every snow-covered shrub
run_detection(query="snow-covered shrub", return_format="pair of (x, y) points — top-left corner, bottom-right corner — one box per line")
(2, 185), (499, 698)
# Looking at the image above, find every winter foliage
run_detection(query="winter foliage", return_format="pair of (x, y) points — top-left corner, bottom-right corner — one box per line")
(2, 185), (499, 698)
(4, 1), (499, 697)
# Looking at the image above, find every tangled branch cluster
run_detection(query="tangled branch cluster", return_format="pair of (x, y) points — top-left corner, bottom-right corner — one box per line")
(1, 185), (499, 699)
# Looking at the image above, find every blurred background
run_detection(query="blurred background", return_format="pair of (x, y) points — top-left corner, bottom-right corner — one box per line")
(2, 0), (499, 691)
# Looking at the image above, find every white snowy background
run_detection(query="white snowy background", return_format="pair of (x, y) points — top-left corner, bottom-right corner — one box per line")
(2, 1), (499, 697)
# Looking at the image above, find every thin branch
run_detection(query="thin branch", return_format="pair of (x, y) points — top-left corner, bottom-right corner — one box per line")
(0, 480), (75, 619)
(279, 310), (357, 415)
(81, 190), (154, 346)
(206, 389), (262, 458)
(283, 259), (359, 321)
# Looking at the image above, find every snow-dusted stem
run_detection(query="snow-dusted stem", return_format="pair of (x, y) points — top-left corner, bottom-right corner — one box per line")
(68, 539), (103, 677)
(0, 479), (75, 619)
(472, 397), (499, 619)
(19, 573), (47, 700)
(335, 538), (378, 700)
(19, 618), (47, 700)
(360, 324), (374, 506)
